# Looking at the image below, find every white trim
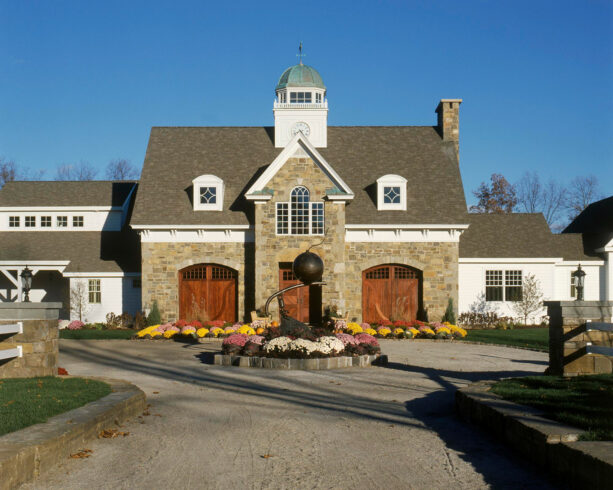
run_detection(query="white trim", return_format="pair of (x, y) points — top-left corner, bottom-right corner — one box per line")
(62, 272), (141, 278)
(556, 259), (605, 266)
(326, 194), (354, 201)
(131, 224), (252, 230)
(245, 194), (273, 201)
(138, 229), (254, 243)
(377, 174), (407, 211)
(345, 224), (470, 230)
(0, 206), (120, 211)
(460, 257), (562, 264)
(245, 133), (354, 199)
(0, 260), (70, 266)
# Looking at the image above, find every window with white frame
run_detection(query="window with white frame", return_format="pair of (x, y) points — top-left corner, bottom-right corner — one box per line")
(73, 216), (84, 227)
(41, 216), (51, 227)
(290, 92), (312, 103)
(88, 279), (101, 303)
(192, 174), (224, 211)
(9, 216), (20, 227)
(57, 216), (67, 227)
(25, 216), (35, 227)
(276, 186), (324, 235)
(376, 174), (407, 210)
(485, 270), (522, 302)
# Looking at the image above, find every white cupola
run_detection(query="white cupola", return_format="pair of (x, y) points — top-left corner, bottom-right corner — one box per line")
(273, 60), (328, 148)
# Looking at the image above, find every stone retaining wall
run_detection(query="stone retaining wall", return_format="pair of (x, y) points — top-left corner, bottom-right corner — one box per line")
(214, 353), (386, 369)
(0, 303), (61, 379)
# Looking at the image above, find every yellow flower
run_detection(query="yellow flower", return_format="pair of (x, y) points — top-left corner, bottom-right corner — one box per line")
(409, 327), (419, 336)
(393, 328), (404, 335)
(379, 327), (391, 337)
(365, 328), (377, 336)
(150, 331), (162, 338)
(137, 325), (157, 337)
(196, 328), (209, 338)
(346, 323), (363, 334)
(238, 325), (256, 335)
(163, 330), (178, 339)
(437, 327), (451, 335)
(210, 327), (224, 337)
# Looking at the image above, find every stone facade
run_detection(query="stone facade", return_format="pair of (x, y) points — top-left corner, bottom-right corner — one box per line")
(142, 154), (460, 324)
(254, 153), (346, 317)
(142, 242), (249, 322)
(345, 242), (458, 322)
(0, 303), (61, 379)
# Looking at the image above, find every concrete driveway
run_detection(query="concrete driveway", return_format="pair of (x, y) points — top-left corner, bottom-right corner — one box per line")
(22, 339), (555, 489)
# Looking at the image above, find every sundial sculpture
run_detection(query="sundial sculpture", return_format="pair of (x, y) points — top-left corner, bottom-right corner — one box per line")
(264, 249), (325, 334)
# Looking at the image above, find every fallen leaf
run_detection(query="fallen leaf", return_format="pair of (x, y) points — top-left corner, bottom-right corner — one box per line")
(69, 449), (93, 459)
(99, 429), (130, 438)
(153, 391), (160, 394)
(260, 454), (273, 459)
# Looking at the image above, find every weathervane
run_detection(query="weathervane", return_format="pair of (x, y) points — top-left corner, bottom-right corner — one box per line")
(296, 41), (305, 65)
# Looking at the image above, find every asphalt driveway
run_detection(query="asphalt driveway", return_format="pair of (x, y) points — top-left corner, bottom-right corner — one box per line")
(22, 339), (555, 489)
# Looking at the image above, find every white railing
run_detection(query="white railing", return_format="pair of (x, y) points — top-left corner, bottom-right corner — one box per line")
(274, 102), (328, 109)
(0, 322), (22, 335)
(0, 346), (22, 360)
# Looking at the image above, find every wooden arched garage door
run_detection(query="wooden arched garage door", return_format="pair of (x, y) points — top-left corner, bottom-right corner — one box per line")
(362, 264), (420, 323)
(179, 264), (237, 322)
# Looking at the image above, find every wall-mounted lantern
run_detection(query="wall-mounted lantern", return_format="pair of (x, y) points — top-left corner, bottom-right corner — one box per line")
(572, 264), (586, 301)
(20, 266), (33, 303)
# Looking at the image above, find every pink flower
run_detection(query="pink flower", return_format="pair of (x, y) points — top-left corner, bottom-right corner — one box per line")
(360, 322), (370, 330)
(224, 326), (237, 332)
(246, 335), (265, 345)
(354, 333), (379, 346)
(67, 320), (84, 330)
(222, 334), (249, 346)
(335, 333), (359, 346)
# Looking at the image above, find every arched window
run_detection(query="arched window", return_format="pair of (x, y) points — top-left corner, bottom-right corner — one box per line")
(276, 186), (324, 235)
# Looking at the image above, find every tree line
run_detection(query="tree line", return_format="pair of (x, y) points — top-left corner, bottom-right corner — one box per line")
(0, 157), (140, 188)
(470, 173), (604, 231)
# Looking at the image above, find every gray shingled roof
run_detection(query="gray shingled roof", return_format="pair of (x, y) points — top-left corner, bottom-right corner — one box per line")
(563, 196), (613, 254)
(131, 126), (468, 226)
(459, 213), (599, 260)
(0, 231), (141, 273)
(0, 181), (136, 207)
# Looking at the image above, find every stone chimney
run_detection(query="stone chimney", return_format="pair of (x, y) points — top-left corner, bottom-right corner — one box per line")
(435, 99), (462, 162)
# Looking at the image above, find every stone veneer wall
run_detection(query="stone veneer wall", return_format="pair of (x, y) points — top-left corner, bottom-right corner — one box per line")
(0, 303), (61, 379)
(141, 242), (250, 322)
(345, 242), (458, 322)
(254, 154), (346, 318)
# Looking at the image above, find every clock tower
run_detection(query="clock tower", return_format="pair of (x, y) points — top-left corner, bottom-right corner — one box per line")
(273, 60), (328, 148)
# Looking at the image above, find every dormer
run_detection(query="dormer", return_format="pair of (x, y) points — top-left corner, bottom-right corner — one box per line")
(273, 62), (328, 148)
(192, 174), (224, 211)
(377, 174), (407, 211)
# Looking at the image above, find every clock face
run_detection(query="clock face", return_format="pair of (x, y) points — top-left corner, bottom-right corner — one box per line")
(292, 122), (311, 136)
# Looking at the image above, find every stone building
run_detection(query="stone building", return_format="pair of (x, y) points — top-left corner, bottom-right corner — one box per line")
(0, 61), (610, 324)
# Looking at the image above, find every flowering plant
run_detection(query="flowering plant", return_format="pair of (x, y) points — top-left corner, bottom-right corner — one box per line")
(205, 320), (225, 328)
(346, 323), (363, 335)
(209, 327), (224, 337)
(364, 328), (378, 336)
(163, 330), (178, 339)
(181, 326), (196, 335)
(334, 319), (347, 331)
(393, 327), (404, 336)
(189, 320), (203, 328)
(360, 322), (371, 330)
(315, 336), (345, 354)
(224, 326), (237, 333)
(354, 333), (379, 346)
(196, 328), (209, 338)
(175, 319), (188, 328)
(335, 333), (359, 346)
(251, 319), (267, 330)
(264, 336), (293, 353)
(67, 320), (85, 330)
(246, 335), (265, 345)
(222, 334), (249, 347)
(238, 325), (256, 336)
(377, 327), (391, 337)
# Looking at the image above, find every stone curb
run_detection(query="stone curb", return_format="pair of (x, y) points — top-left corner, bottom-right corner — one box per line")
(456, 381), (613, 489)
(0, 376), (146, 490)
(213, 353), (387, 369)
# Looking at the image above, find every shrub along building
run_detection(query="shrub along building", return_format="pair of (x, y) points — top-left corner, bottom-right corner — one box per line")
(0, 61), (610, 323)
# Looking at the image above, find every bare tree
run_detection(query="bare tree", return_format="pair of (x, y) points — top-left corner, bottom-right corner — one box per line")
(105, 159), (140, 180)
(0, 157), (18, 188)
(470, 173), (517, 213)
(566, 175), (602, 221)
(70, 281), (90, 321)
(512, 273), (544, 325)
(516, 172), (566, 231)
(55, 161), (98, 181)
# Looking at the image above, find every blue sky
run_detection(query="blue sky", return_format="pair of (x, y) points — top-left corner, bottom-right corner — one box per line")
(1, 0), (611, 206)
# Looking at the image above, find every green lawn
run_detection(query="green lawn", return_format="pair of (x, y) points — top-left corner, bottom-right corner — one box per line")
(491, 374), (613, 441)
(461, 327), (548, 351)
(60, 329), (137, 340)
(0, 377), (111, 435)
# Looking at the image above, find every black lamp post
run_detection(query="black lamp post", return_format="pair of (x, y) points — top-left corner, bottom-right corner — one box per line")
(20, 266), (33, 303)
(572, 264), (586, 301)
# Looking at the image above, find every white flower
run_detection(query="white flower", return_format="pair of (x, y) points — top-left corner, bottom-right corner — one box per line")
(316, 336), (345, 354)
(263, 336), (292, 353)
(288, 338), (318, 354)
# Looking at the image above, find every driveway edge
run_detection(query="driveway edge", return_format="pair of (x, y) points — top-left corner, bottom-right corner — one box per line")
(0, 377), (146, 490)
(455, 380), (613, 489)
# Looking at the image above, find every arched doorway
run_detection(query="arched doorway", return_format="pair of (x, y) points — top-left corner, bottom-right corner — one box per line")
(362, 264), (421, 323)
(179, 264), (237, 322)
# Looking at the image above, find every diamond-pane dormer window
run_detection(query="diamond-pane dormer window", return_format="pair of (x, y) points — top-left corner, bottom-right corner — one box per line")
(192, 175), (223, 211)
(383, 186), (401, 204)
(377, 175), (407, 210)
(200, 187), (217, 204)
